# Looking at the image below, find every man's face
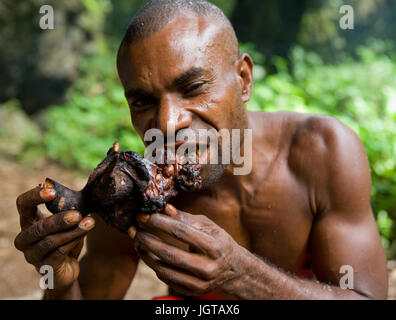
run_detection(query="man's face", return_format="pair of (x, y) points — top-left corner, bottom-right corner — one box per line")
(117, 14), (249, 185)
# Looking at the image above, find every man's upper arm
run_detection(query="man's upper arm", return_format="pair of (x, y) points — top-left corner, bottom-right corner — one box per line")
(295, 116), (388, 299)
(78, 214), (139, 299)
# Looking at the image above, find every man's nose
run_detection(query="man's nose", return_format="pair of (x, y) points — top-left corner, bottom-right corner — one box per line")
(156, 95), (193, 136)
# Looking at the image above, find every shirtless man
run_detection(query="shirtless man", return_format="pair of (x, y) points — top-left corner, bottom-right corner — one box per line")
(14, 0), (388, 299)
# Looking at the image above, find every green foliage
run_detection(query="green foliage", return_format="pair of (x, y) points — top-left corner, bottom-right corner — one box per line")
(298, 0), (396, 63)
(377, 210), (394, 249)
(246, 42), (396, 256)
(0, 99), (42, 157)
(208, 0), (237, 17)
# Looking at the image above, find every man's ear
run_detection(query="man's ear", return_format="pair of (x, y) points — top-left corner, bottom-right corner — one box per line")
(234, 53), (254, 103)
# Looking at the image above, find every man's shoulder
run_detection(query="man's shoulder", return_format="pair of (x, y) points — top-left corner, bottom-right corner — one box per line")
(291, 113), (360, 153)
(286, 113), (371, 206)
(290, 113), (363, 158)
(262, 112), (373, 218)
(250, 110), (361, 153)
(249, 110), (368, 178)
(248, 111), (371, 214)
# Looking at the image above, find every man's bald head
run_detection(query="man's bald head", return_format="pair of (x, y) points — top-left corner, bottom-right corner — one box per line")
(118, 0), (239, 63)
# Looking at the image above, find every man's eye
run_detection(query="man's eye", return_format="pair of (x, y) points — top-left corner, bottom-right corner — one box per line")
(131, 98), (154, 108)
(184, 82), (205, 95)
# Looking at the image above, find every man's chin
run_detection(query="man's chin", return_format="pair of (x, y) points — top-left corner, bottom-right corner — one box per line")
(199, 163), (229, 189)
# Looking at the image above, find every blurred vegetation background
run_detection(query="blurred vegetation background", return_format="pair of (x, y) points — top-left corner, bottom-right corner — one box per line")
(0, 0), (395, 257)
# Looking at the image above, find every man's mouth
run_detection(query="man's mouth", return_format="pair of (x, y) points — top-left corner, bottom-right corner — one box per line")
(164, 142), (210, 165)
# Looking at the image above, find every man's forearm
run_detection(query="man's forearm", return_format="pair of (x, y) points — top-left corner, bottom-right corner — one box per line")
(43, 281), (84, 300)
(222, 246), (369, 300)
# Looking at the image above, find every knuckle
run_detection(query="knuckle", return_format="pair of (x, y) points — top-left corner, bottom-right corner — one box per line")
(150, 213), (161, 222)
(15, 196), (23, 210)
(39, 236), (55, 251)
(202, 262), (218, 279)
(172, 223), (187, 239)
(155, 266), (170, 282)
(160, 249), (174, 263)
(197, 214), (209, 221)
(24, 251), (36, 264)
(32, 221), (45, 239)
(209, 242), (222, 256)
(53, 246), (67, 258)
(14, 234), (23, 251)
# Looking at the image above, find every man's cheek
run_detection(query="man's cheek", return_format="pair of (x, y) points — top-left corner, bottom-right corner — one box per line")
(131, 117), (149, 138)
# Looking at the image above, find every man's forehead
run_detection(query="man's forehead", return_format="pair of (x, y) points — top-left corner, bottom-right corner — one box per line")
(118, 14), (225, 84)
(135, 13), (221, 52)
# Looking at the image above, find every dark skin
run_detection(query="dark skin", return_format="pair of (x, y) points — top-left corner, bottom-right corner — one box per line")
(15, 14), (388, 299)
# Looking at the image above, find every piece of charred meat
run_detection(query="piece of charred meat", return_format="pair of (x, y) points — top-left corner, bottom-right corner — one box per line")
(42, 142), (202, 233)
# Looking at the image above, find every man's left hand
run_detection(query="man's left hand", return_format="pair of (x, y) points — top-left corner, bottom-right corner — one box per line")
(129, 204), (243, 296)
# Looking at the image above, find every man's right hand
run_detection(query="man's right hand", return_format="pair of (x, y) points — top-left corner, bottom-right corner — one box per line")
(14, 186), (95, 291)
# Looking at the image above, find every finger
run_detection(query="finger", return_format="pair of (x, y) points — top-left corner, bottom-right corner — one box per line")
(41, 237), (83, 268)
(73, 217), (95, 261)
(164, 204), (182, 220)
(148, 204), (212, 231)
(135, 230), (218, 280)
(16, 187), (56, 229)
(14, 211), (88, 251)
(138, 247), (211, 295)
(70, 238), (84, 260)
(23, 219), (94, 264)
(36, 208), (53, 220)
(136, 212), (221, 258)
(128, 226), (137, 239)
(163, 204), (206, 228)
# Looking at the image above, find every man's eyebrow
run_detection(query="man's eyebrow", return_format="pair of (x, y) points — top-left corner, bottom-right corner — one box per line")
(124, 88), (152, 100)
(124, 67), (206, 98)
(172, 67), (206, 87)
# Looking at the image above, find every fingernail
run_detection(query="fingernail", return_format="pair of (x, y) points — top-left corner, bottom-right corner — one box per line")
(165, 204), (177, 216)
(128, 226), (136, 239)
(113, 141), (120, 152)
(137, 213), (150, 223)
(79, 218), (95, 230)
(64, 211), (81, 224)
(40, 188), (56, 201)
